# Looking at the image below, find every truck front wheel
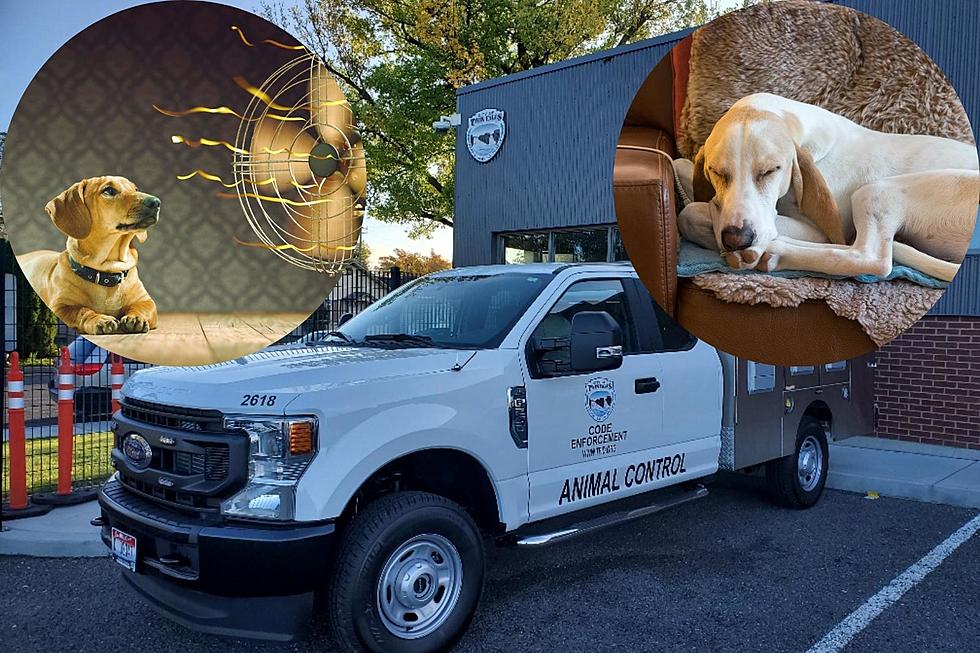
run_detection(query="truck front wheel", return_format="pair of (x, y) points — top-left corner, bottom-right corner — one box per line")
(766, 420), (829, 509)
(327, 491), (485, 652)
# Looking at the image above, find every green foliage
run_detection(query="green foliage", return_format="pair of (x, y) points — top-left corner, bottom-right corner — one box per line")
(378, 247), (451, 275)
(264, 0), (734, 235)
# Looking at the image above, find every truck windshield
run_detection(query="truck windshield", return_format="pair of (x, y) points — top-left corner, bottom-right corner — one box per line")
(332, 273), (552, 349)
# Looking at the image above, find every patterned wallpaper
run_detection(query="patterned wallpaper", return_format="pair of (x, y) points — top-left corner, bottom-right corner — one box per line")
(0, 2), (335, 313)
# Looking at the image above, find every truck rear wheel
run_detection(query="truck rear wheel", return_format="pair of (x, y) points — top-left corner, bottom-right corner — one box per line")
(327, 491), (485, 652)
(766, 420), (828, 509)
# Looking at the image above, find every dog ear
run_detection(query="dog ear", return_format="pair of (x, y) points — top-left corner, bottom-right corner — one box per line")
(692, 145), (715, 202)
(792, 146), (845, 245)
(45, 180), (93, 240)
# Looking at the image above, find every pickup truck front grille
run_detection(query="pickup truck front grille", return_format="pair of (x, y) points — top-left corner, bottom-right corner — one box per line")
(114, 433), (231, 481)
(120, 398), (224, 432)
(112, 400), (248, 514)
(118, 474), (220, 512)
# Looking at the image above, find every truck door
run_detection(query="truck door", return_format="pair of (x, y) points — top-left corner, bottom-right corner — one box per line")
(522, 276), (666, 520)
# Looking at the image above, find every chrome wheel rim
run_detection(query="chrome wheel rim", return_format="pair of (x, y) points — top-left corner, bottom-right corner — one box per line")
(798, 435), (823, 492)
(377, 533), (463, 640)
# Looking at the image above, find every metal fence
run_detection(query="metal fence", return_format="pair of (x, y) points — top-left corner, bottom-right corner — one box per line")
(1, 239), (417, 502)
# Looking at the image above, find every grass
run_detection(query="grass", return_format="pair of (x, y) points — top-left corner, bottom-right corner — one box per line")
(2, 431), (114, 497)
(20, 355), (55, 367)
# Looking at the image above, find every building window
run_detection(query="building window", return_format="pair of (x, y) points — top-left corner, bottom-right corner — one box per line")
(501, 232), (549, 264)
(553, 229), (608, 263)
(612, 227), (629, 261)
(825, 360), (847, 372)
(497, 226), (626, 264)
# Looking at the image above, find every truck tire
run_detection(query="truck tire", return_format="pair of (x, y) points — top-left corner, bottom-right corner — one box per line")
(766, 420), (829, 509)
(327, 491), (485, 653)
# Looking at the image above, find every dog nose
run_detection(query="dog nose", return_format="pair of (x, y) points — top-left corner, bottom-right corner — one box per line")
(142, 196), (161, 210)
(721, 225), (756, 251)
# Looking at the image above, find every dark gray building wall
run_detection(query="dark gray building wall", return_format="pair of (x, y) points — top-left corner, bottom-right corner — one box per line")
(453, 0), (980, 314)
(454, 33), (687, 266)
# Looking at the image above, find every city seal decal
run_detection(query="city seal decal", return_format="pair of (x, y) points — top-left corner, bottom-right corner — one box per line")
(466, 108), (506, 162)
(585, 376), (615, 423)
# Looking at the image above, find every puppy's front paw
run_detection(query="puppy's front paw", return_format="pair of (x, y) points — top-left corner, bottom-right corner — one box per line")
(119, 314), (150, 333)
(86, 315), (119, 335)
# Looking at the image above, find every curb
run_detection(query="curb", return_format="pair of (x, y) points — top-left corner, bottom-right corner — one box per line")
(0, 500), (105, 558)
(828, 441), (980, 509)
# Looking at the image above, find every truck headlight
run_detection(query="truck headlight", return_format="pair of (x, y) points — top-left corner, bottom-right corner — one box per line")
(220, 416), (317, 521)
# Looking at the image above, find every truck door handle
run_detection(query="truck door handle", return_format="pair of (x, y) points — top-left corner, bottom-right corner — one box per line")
(635, 377), (661, 394)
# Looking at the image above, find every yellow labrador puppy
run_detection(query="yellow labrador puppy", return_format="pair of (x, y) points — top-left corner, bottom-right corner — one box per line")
(18, 176), (159, 334)
(691, 93), (979, 282)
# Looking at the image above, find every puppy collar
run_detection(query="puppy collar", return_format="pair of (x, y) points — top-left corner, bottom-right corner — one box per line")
(68, 255), (129, 287)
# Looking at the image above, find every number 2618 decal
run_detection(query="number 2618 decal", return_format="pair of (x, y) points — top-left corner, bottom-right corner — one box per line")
(241, 394), (277, 406)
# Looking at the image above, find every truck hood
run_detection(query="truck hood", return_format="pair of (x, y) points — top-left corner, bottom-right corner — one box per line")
(122, 345), (477, 411)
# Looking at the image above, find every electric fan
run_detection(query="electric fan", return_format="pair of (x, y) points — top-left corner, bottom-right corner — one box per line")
(232, 53), (366, 273)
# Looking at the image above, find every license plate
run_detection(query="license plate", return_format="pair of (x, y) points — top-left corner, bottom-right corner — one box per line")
(111, 527), (137, 572)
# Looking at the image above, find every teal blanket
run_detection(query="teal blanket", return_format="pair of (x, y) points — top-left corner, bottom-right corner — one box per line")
(676, 240), (949, 289)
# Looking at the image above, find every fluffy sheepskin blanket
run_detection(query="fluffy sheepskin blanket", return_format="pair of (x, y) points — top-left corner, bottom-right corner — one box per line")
(691, 272), (943, 346)
(673, 0), (970, 344)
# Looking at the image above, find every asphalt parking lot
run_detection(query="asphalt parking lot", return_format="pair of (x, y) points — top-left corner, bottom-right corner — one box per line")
(2, 475), (978, 652)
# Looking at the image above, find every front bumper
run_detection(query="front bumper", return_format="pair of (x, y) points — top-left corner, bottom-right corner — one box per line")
(98, 478), (335, 640)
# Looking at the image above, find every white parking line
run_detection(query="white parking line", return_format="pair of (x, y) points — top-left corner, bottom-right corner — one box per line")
(805, 512), (980, 653)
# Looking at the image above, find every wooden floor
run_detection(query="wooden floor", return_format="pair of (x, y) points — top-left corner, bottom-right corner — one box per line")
(86, 312), (309, 366)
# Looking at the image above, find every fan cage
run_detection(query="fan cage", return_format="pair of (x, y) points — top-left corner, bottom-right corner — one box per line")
(232, 53), (364, 274)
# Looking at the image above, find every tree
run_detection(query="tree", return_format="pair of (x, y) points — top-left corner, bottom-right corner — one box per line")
(264, 0), (730, 236)
(354, 241), (372, 266)
(378, 248), (452, 275)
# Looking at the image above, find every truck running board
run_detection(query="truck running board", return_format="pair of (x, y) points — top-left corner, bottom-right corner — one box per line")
(514, 484), (708, 547)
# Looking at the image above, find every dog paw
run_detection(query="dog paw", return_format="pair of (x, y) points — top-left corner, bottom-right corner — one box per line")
(758, 250), (779, 272)
(88, 315), (119, 335)
(119, 314), (150, 333)
(723, 250), (759, 271)
(723, 251), (744, 269)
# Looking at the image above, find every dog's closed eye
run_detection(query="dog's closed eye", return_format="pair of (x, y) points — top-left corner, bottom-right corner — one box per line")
(709, 167), (731, 183)
(757, 166), (781, 180)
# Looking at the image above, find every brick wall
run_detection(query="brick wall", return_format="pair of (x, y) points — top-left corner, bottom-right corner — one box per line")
(874, 316), (980, 449)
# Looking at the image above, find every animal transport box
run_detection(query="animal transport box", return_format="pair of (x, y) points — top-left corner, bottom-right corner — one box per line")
(718, 354), (874, 469)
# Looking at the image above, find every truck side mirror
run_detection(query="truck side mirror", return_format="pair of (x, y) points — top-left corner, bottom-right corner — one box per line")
(569, 311), (623, 373)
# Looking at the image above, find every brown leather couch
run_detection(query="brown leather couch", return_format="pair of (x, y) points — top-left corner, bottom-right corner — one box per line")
(614, 40), (875, 365)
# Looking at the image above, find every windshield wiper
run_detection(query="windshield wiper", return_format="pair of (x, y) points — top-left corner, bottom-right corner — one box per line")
(305, 331), (358, 346)
(361, 333), (435, 347)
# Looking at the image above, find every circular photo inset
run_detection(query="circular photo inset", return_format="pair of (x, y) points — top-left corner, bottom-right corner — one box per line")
(0, 1), (366, 365)
(614, 0), (978, 365)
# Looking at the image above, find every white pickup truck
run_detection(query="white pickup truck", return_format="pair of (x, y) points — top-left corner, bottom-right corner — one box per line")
(96, 262), (870, 652)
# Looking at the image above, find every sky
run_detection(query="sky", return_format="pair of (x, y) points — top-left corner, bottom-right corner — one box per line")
(0, 0), (453, 265)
